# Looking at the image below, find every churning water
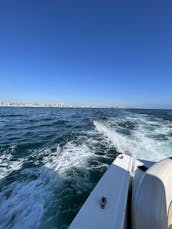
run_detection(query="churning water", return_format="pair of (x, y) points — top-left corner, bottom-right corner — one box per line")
(0, 107), (172, 228)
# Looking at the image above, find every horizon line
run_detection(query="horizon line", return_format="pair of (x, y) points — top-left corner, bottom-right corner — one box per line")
(0, 101), (171, 110)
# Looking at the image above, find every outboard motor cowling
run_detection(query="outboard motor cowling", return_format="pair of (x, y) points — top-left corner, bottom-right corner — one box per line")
(132, 158), (172, 229)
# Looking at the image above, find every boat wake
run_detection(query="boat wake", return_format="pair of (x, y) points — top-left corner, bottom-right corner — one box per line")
(0, 131), (112, 229)
(94, 113), (172, 161)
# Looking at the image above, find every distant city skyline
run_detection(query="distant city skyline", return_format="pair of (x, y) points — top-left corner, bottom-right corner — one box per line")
(0, 1), (172, 109)
(0, 101), (119, 108)
(0, 100), (171, 110)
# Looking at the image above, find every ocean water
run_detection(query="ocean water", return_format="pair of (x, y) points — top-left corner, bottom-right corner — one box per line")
(0, 107), (172, 229)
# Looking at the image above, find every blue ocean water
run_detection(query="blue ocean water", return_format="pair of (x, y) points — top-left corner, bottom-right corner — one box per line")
(0, 107), (172, 229)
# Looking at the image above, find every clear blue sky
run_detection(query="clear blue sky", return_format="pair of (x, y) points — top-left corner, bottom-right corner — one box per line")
(0, 0), (172, 108)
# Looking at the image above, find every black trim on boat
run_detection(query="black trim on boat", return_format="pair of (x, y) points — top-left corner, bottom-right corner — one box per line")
(138, 165), (148, 172)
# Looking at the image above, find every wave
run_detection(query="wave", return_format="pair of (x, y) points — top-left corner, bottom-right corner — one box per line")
(0, 133), (104, 229)
(0, 166), (60, 229)
(0, 145), (24, 179)
(42, 142), (93, 176)
(93, 114), (172, 161)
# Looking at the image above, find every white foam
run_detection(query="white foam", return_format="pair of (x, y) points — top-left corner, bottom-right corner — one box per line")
(42, 142), (94, 177)
(0, 166), (60, 229)
(0, 146), (24, 179)
(0, 138), (98, 229)
(94, 115), (172, 161)
(40, 140), (102, 194)
(94, 120), (129, 154)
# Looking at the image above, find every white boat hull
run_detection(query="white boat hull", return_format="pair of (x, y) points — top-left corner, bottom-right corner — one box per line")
(69, 154), (144, 229)
(69, 154), (172, 229)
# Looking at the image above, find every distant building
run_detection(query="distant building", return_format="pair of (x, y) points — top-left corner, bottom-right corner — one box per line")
(56, 103), (64, 108)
